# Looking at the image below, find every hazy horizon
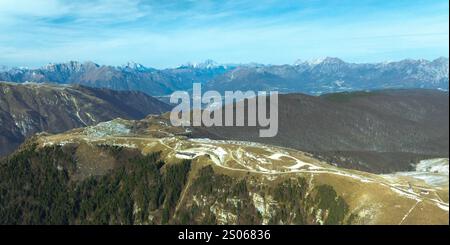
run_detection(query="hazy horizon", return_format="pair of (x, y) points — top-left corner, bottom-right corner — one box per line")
(1, 56), (449, 70)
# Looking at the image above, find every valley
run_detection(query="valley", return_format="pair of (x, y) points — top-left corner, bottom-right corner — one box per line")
(0, 82), (171, 157)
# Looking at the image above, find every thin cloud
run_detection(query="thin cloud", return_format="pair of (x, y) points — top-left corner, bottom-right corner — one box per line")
(0, 0), (448, 68)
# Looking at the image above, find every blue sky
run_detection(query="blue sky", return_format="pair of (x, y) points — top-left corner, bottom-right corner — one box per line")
(0, 0), (448, 68)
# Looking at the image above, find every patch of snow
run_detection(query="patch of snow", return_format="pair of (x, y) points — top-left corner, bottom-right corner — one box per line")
(416, 158), (449, 174)
(85, 112), (97, 123)
(286, 160), (308, 170)
(385, 158), (449, 186)
(389, 187), (422, 202)
(267, 153), (289, 160)
(175, 152), (195, 160)
(213, 147), (227, 163)
(436, 202), (449, 212)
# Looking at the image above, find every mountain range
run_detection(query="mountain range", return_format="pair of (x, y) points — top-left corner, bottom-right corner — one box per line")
(205, 57), (449, 94)
(0, 57), (448, 96)
(0, 58), (448, 225)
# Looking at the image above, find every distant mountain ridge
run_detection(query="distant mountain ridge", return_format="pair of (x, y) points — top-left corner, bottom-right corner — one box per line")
(206, 57), (449, 94)
(0, 82), (171, 157)
(0, 61), (186, 95)
(1, 57), (448, 96)
(193, 89), (449, 173)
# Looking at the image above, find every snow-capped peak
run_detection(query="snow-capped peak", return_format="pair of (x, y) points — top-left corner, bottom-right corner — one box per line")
(181, 59), (222, 69)
(295, 57), (345, 66)
(43, 61), (88, 72)
(308, 57), (328, 65)
(121, 61), (149, 71)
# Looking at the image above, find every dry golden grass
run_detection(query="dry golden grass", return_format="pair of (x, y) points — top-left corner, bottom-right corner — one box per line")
(32, 120), (449, 225)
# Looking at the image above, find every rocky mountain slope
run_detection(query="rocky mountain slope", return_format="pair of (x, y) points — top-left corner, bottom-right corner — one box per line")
(1, 58), (448, 96)
(0, 116), (447, 224)
(193, 89), (449, 173)
(0, 82), (171, 157)
(0, 61), (233, 96)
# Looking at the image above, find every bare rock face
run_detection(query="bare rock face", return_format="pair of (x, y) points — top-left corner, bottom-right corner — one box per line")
(0, 82), (171, 157)
(0, 61), (233, 96)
